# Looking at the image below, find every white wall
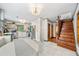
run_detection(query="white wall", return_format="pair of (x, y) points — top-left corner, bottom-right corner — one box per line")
(33, 17), (48, 42)
(32, 18), (41, 41)
(73, 4), (79, 55)
(40, 19), (57, 41)
(53, 23), (56, 37)
(60, 12), (72, 19)
(41, 18), (48, 41)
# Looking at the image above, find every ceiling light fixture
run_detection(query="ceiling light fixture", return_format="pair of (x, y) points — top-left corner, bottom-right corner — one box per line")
(31, 4), (42, 16)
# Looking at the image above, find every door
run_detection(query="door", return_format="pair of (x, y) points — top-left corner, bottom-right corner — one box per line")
(48, 23), (54, 42)
(48, 23), (50, 39)
(77, 14), (79, 43)
(51, 24), (53, 38)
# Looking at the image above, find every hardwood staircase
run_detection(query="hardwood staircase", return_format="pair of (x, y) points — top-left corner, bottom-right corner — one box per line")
(57, 19), (76, 51)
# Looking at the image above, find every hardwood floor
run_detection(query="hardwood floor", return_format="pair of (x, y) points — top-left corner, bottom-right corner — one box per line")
(48, 37), (56, 43)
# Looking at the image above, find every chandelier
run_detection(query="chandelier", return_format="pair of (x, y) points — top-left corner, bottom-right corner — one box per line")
(31, 4), (42, 16)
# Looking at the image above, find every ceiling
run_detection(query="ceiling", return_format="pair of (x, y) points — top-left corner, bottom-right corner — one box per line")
(0, 3), (77, 22)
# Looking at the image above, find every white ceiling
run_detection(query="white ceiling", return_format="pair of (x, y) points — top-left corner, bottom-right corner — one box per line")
(0, 3), (77, 21)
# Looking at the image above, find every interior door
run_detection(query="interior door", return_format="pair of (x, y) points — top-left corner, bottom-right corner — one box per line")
(48, 23), (50, 39)
(51, 24), (53, 38)
(77, 15), (79, 44)
(48, 23), (54, 42)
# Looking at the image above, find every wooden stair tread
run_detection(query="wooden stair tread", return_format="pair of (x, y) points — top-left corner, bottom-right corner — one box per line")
(60, 34), (74, 37)
(61, 33), (74, 35)
(57, 39), (75, 47)
(59, 37), (75, 43)
(57, 40), (76, 51)
(59, 36), (74, 39)
(58, 43), (76, 51)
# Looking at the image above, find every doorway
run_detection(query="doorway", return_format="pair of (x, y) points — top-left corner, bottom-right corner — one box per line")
(48, 23), (56, 42)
